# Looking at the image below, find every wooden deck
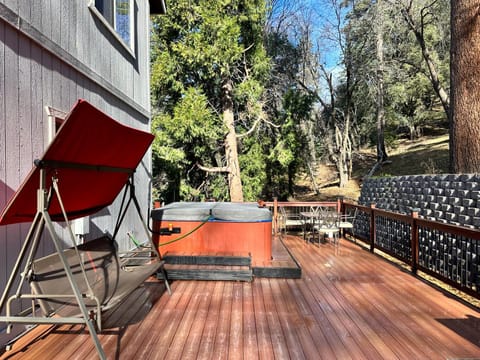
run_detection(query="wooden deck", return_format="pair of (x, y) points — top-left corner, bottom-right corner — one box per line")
(2, 235), (480, 359)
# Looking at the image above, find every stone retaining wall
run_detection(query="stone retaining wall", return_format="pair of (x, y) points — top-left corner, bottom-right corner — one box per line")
(359, 174), (480, 228)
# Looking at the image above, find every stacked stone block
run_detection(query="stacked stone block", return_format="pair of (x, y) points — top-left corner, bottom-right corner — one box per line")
(359, 174), (480, 229)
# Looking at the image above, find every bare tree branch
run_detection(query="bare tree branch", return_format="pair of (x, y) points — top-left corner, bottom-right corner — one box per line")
(196, 163), (230, 173)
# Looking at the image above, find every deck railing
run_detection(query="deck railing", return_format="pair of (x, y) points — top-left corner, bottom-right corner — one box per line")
(268, 199), (480, 299)
(265, 199), (340, 235)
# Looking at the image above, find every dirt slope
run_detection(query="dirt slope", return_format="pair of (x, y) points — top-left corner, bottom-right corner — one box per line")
(294, 134), (449, 202)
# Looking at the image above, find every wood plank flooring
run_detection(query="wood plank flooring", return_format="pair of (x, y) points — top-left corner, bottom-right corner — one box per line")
(2, 235), (480, 359)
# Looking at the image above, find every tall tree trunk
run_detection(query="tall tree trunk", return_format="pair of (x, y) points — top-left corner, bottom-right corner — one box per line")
(401, 4), (450, 117)
(306, 162), (320, 195)
(300, 118), (319, 194)
(450, 0), (480, 172)
(222, 78), (244, 201)
(338, 61), (353, 188)
(376, 0), (388, 162)
(337, 113), (352, 188)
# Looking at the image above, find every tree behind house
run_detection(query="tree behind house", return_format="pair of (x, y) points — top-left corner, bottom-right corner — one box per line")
(150, 0), (270, 202)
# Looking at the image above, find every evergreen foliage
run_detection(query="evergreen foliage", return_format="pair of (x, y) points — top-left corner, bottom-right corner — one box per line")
(151, 0), (273, 202)
(150, 0), (452, 201)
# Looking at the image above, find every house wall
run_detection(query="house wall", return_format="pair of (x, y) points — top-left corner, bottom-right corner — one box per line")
(0, 0), (155, 337)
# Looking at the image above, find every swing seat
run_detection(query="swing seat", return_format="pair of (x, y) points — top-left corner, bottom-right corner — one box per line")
(31, 236), (163, 324)
(0, 100), (170, 359)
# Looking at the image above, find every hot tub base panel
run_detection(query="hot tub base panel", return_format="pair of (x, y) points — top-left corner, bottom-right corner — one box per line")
(157, 250), (301, 281)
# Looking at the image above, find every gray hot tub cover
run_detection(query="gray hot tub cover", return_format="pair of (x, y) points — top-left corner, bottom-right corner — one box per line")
(151, 202), (271, 222)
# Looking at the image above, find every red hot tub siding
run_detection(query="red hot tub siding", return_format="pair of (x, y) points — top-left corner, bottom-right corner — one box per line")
(151, 202), (272, 264)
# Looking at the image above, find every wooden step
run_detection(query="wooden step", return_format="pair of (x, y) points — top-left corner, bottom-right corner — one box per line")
(252, 265), (301, 279)
(162, 253), (251, 266)
(250, 236), (302, 279)
(157, 263), (253, 282)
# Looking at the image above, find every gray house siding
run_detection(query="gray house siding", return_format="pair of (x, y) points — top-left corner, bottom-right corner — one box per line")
(0, 1), (156, 340)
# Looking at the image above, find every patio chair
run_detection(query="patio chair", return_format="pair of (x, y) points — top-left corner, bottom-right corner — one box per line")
(313, 207), (340, 246)
(302, 205), (333, 243)
(279, 206), (304, 236)
(338, 208), (358, 241)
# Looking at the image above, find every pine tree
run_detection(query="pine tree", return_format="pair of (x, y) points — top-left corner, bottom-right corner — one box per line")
(151, 0), (270, 201)
(450, 0), (480, 172)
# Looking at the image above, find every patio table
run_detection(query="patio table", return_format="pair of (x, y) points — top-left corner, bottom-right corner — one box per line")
(301, 210), (341, 245)
(300, 211), (319, 241)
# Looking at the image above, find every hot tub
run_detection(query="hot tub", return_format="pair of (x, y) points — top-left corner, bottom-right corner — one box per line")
(151, 202), (272, 264)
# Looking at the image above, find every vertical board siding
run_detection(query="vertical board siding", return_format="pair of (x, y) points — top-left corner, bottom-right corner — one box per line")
(137, 2), (149, 108)
(0, 20), (5, 207)
(17, 0), (29, 23)
(30, 0), (42, 31)
(40, 0), (52, 41)
(60, 0), (71, 54)
(2, 1), (150, 110)
(19, 36), (33, 174)
(0, 19), (6, 295)
(50, 0), (60, 47)
(31, 43), (44, 160)
(2, 0), (16, 14)
(4, 23), (22, 318)
(41, 49), (53, 148)
(17, 36), (34, 301)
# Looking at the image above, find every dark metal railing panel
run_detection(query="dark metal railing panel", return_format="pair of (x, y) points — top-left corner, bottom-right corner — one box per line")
(418, 224), (480, 294)
(353, 208), (370, 242)
(375, 214), (412, 262)
(342, 202), (370, 242)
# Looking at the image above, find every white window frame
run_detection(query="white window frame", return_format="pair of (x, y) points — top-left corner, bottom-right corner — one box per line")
(45, 106), (67, 145)
(88, 0), (136, 57)
(45, 106), (90, 242)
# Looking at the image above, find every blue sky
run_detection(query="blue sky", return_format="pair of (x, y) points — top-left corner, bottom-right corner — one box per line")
(270, 0), (345, 70)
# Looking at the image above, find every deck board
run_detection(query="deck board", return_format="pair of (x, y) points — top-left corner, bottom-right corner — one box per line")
(242, 282), (259, 360)
(251, 279), (274, 359)
(2, 235), (480, 359)
(196, 281), (224, 359)
(260, 279), (291, 359)
(213, 280), (233, 360)
(178, 280), (215, 360)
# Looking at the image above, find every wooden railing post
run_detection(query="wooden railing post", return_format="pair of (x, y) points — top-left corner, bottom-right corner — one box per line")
(411, 208), (419, 274)
(370, 203), (376, 253)
(337, 196), (343, 213)
(273, 197), (278, 237)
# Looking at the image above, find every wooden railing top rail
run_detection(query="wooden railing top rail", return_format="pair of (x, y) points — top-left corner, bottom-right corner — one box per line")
(266, 201), (338, 208)
(415, 217), (480, 240)
(373, 207), (414, 223)
(267, 199), (342, 236)
(342, 202), (371, 213)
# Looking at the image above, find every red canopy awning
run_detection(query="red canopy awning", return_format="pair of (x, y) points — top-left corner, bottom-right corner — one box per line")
(0, 99), (154, 225)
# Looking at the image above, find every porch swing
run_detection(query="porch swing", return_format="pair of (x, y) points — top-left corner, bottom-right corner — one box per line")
(0, 100), (170, 360)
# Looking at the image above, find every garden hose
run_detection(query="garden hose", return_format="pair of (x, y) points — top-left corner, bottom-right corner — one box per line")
(156, 215), (213, 247)
(126, 231), (143, 248)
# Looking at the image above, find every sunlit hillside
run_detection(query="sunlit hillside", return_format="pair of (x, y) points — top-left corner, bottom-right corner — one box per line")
(294, 134), (450, 202)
